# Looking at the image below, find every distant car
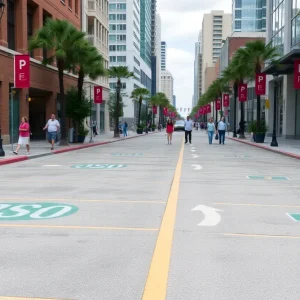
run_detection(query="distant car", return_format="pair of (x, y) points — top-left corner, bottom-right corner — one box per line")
(174, 120), (185, 131)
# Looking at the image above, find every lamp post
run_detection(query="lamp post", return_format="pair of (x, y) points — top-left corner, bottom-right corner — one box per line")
(115, 82), (121, 136)
(0, 1), (5, 21)
(270, 73), (279, 147)
(0, 0), (5, 156)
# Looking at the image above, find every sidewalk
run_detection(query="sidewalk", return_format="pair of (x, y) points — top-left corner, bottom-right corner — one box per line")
(0, 130), (155, 166)
(228, 132), (300, 160)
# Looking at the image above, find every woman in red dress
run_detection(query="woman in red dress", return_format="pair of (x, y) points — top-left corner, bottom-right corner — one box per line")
(166, 119), (174, 145)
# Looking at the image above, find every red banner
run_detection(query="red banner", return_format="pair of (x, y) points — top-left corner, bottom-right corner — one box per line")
(14, 54), (30, 88)
(94, 86), (103, 104)
(223, 94), (230, 107)
(255, 73), (266, 95)
(216, 99), (221, 110)
(206, 104), (211, 113)
(203, 106), (207, 114)
(199, 107), (203, 115)
(294, 60), (300, 89)
(152, 106), (157, 114)
(163, 107), (168, 116)
(238, 84), (247, 102)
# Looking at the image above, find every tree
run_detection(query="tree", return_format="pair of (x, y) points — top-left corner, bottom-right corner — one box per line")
(222, 48), (254, 138)
(68, 40), (107, 103)
(152, 92), (169, 124)
(108, 66), (135, 137)
(28, 19), (85, 144)
(107, 91), (126, 120)
(238, 40), (279, 133)
(131, 87), (150, 128)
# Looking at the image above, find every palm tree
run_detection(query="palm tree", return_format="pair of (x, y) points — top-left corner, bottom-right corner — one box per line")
(238, 40), (279, 132)
(28, 19), (85, 144)
(154, 92), (169, 124)
(131, 87), (150, 129)
(222, 48), (254, 138)
(108, 66), (135, 137)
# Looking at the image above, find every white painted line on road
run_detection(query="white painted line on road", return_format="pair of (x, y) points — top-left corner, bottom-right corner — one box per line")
(192, 154), (199, 158)
(191, 164), (202, 170)
(42, 165), (63, 167)
(222, 233), (300, 239)
(191, 147), (196, 150)
(191, 150), (196, 152)
(192, 205), (222, 226)
(286, 213), (298, 222)
(214, 203), (300, 208)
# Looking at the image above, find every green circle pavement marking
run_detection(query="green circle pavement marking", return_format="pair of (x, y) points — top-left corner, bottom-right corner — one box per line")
(0, 203), (78, 220)
(72, 164), (127, 169)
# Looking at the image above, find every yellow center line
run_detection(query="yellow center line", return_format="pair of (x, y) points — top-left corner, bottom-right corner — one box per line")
(0, 224), (158, 231)
(222, 233), (300, 239)
(142, 139), (185, 300)
(0, 198), (165, 204)
(214, 202), (300, 208)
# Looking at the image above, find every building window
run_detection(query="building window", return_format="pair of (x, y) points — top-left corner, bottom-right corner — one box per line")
(117, 3), (126, 9)
(109, 35), (116, 41)
(27, 7), (34, 57)
(109, 14), (116, 20)
(110, 82), (126, 89)
(7, 0), (15, 50)
(109, 56), (116, 63)
(117, 35), (126, 41)
(117, 56), (126, 62)
(68, 0), (72, 10)
(134, 56), (140, 66)
(75, 0), (78, 14)
(117, 14), (126, 20)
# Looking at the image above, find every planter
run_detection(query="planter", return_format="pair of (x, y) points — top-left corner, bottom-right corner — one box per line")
(255, 133), (265, 143)
(78, 135), (86, 143)
(137, 128), (143, 134)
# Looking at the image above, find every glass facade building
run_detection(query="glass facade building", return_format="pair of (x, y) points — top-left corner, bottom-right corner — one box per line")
(140, 0), (152, 67)
(270, 0), (285, 55)
(232, 0), (267, 32)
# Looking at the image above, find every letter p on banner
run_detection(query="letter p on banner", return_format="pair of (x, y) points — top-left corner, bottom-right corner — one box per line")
(238, 83), (248, 102)
(14, 55), (30, 88)
(255, 73), (266, 95)
(94, 86), (103, 104)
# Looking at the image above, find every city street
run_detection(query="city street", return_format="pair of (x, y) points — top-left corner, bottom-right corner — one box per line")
(0, 130), (300, 300)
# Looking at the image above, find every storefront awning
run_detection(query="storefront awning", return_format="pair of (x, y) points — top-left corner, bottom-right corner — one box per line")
(262, 49), (300, 75)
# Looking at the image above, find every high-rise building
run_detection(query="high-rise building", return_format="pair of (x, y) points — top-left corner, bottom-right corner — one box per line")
(161, 70), (173, 103)
(232, 0), (266, 33)
(150, 0), (158, 96)
(108, 0), (152, 125)
(201, 10), (232, 93)
(0, 0), (82, 143)
(173, 95), (176, 108)
(193, 31), (202, 107)
(155, 14), (162, 92)
(82, 0), (110, 133)
(161, 41), (166, 70)
(140, 0), (151, 67)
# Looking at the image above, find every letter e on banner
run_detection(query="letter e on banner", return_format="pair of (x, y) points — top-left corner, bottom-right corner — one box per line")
(294, 60), (300, 89)
(238, 84), (247, 102)
(14, 55), (30, 88)
(94, 86), (103, 104)
(255, 73), (266, 95)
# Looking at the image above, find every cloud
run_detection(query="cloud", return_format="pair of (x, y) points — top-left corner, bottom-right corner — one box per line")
(158, 0), (214, 13)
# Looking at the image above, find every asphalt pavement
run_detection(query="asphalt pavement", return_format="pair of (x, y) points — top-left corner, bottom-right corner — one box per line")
(0, 130), (300, 300)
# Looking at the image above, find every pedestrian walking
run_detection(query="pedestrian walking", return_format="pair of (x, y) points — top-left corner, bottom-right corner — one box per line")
(166, 119), (174, 145)
(122, 121), (128, 137)
(184, 116), (193, 144)
(13, 117), (30, 155)
(206, 118), (216, 145)
(217, 117), (227, 145)
(92, 121), (98, 137)
(43, 114), (60, 150)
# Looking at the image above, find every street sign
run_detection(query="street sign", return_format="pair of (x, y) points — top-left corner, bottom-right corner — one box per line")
(111, 153), (143, 156)
(72, 164), (127, 169)
(192, 205), (223, 226)
(286, 213), (300, 222)
(246, 176), (290, 180)
(0, 203), (78, 220)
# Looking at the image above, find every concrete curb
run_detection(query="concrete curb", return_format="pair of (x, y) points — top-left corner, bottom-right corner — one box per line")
(228, 137), (300, 160)
(0, 131), (158, 166)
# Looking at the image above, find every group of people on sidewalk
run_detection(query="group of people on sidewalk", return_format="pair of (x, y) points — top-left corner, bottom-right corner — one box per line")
(165, 115), (227, 145)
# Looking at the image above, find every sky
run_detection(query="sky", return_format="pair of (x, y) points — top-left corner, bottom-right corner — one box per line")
(157, 0), (232, 117)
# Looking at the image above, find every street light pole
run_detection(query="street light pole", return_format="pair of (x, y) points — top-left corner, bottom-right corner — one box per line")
(270, 73), (279, 147)
(0, 0), (5, 156)
(89, 85), (94, 143)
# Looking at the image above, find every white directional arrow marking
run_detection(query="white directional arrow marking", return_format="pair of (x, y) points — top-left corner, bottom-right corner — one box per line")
(191, 164), (202, 170)
(191, 147), (196, 150)
(192, 154), (199, 158)
(191, 149), (196, 152)
(192, 205), (223, 226)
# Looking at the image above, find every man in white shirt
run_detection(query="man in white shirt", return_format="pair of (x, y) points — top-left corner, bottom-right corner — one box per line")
(217, 117), (227, 145)
(43, 114), (60, 150)
(184, 116), (193, 144)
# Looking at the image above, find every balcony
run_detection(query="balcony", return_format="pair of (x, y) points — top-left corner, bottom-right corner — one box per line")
(86, 34), (108, 58)
(87, 0), (108, 25)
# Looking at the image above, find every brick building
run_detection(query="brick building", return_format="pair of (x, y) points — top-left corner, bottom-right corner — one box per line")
(0, 0), (81, 143)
